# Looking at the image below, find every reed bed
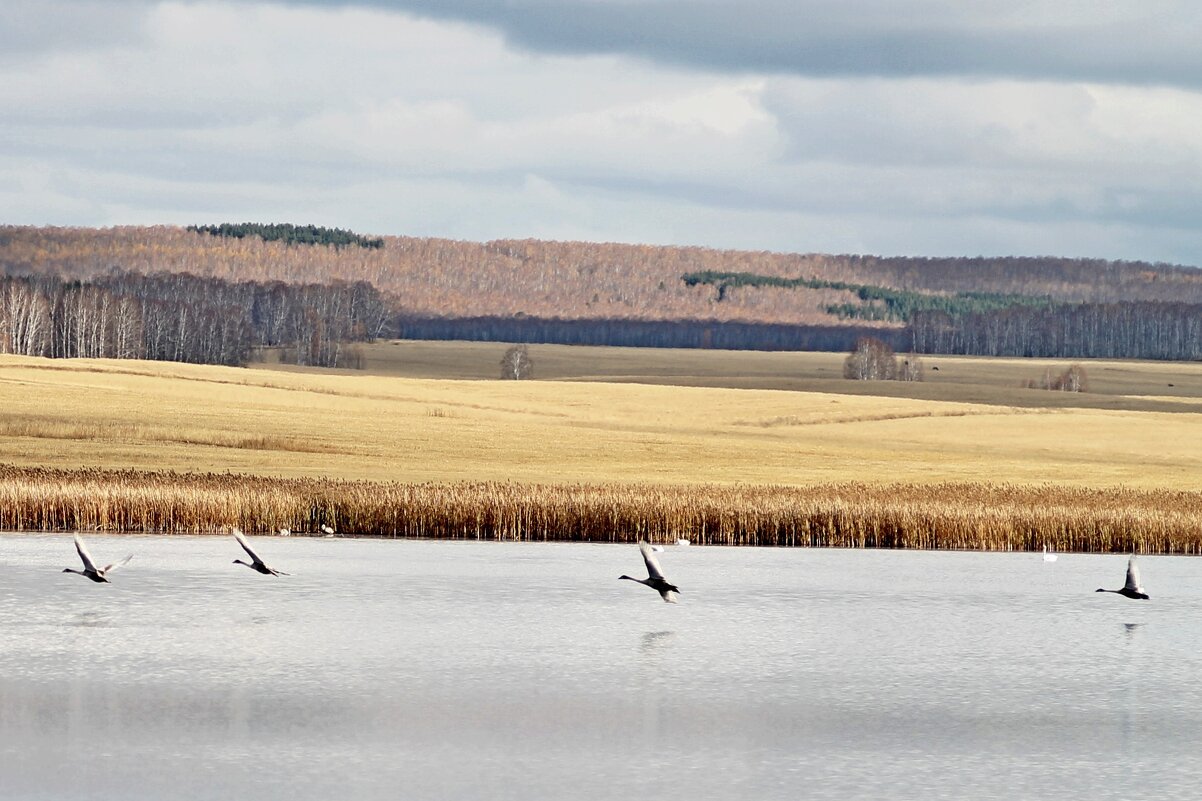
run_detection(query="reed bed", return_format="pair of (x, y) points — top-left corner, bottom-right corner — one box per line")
(1, 465), (1201, 553)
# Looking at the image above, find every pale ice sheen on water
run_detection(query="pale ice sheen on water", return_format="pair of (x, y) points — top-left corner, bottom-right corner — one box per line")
(3, 534), (1202, 801)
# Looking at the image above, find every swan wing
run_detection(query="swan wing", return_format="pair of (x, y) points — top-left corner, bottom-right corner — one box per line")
(1125, 556), (1143, 592)
(102, 554), (134, 573)
(233, 528), (265, 567)
(639, 541), (667, 581)
(74, 535), (99, 572)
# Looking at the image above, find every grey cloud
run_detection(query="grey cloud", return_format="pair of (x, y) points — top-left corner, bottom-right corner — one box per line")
(7, 0), (1202, 267)
(286, 0), (1202, 88)
(0, 1), (151, 57)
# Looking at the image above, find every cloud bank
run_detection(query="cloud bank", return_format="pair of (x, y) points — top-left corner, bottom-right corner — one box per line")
(2, 0), (1200, 265)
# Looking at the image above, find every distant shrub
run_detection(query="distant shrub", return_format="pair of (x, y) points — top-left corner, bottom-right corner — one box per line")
(1024, 364), (1089, 392)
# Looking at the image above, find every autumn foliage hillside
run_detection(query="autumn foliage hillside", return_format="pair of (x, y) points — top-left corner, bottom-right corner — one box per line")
(2, 225), (1201, 330)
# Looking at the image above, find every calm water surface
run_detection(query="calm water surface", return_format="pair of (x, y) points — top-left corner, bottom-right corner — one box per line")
(3, 535), (1202, 800)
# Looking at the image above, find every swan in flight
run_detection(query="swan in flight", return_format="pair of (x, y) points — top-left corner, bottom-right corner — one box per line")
(620, 541), (680, 603)
(62, 535), (132, 583)
(232, 528), (290, 576)
(1096, 555), (1148, 600)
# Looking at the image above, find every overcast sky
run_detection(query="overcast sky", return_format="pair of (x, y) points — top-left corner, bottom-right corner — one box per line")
(3, 0), (1201, 266)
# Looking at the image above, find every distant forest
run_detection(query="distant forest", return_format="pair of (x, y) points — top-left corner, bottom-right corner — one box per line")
(0, 272), (386, 367)
(396, 315), (907, 353)
(682, 270), (1054, 322)
(1, 225), (1201, 364)
(910, 302), (1202, 360)
(187, 223), (384, 250)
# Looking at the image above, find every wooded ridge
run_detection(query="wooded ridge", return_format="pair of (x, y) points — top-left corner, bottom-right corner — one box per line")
(2, 225), (1201, 361)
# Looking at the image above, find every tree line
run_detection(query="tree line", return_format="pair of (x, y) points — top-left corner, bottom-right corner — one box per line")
(395, 314), (908, 352)
(682, 270), (1052, 322)
(3, 227), (1200, 364)
(909, 302), (1202, 360)
(7, 227), (1202, 332)
(0, 272), (387, 367)
(397, 302), (1202, 362)
(3, 269), (1197, 365)
(187, 223), (385, 249)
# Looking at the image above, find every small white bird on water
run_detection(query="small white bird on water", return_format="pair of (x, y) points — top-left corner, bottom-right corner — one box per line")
(62, 534), (132, 583)
(1042, 544), (1058, 562)
(232, 528), (290, 577)
(620, 541), (681, 603)
(320, 524), (336, 538)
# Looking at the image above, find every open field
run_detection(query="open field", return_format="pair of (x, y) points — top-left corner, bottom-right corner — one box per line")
(2, 346), (1200, 488)
(3, 345), (1201, 548)
(263, 339), (1202, 413)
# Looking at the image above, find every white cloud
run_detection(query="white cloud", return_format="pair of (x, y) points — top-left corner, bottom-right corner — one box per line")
(1, 0), (1202, 266)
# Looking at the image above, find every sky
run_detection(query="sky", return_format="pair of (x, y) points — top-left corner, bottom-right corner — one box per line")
(3, 0), (1201, 266)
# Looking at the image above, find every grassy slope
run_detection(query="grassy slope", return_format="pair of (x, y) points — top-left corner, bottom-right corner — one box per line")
(3, 342), (1200, 489)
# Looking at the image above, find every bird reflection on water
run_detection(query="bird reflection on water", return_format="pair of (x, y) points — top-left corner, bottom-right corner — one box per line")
(66, 611), (112, 628)
(640, 630), (675, 653)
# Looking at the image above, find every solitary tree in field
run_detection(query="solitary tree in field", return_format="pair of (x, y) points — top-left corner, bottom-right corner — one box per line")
(1059, 364), (1088, 392)
(897, 353), (924, 382)
(500, 344), (533, 380)
(843, 336), (897, 380)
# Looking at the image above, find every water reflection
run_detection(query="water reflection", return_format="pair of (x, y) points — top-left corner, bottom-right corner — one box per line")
(640, 630), (675, 653)
(66, 611), (112, 628)
(3, 536), (1202, 801)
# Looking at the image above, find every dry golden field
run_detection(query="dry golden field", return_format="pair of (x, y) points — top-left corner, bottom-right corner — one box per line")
(2, 342), (1200, 488)
(4, 342), (1202, 548)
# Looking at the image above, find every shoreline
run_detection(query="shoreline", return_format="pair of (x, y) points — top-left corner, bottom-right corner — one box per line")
(2, 465), (1200, 553)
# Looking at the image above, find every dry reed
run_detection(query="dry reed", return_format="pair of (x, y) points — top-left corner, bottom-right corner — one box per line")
(1, 465), (1199, 553)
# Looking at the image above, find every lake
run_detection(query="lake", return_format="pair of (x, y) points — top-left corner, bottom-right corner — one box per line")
(2, 535), (1201, 800)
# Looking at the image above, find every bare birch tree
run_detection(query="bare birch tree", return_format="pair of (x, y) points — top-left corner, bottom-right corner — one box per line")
(500, 344), (533, 380)
(843, 336), (897, 380)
